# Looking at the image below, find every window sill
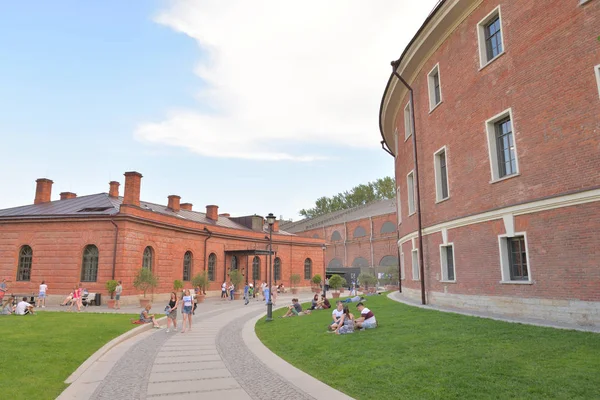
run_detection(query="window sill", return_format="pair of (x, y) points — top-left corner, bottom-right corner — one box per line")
(429, 101), (443, 114)
(435, 196), (450, 204)
(490, 173), (520, 185)
(579, 0), (594, 5)
(440, 280), (456, 283)
(404, 134), (412, 142)
(479, 51), (506, 71)
(408, 211), (416, 216)
(411, 279), (421, 282)
(499, 280), (533, 285)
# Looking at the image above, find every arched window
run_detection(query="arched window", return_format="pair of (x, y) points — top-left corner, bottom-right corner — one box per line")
(352, 257), (369, 268)
(331, 231), (342, 241)
(183, 251), (192, 281)
(142, 246), (154, 270)
(252, 256), (261, 280)
(353, 226), (367, 238)
(231, 255), (238, 270)
(379, 255), (398, 266)
(380, 221), (396, 234)
(328, 258), (343, 269)
(304, 258), (312, 280)
(81, 245), (99, 282)
(274, 257), (281, 281)
(208, 253), (216, 281)
(17, 245), (33, 281)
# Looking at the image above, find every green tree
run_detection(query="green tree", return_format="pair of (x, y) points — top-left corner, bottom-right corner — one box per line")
(299, 176), (395, 218)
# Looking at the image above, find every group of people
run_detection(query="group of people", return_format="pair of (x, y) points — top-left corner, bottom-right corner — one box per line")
(137, 288), (197, 333)
(1, 295), (36, 315)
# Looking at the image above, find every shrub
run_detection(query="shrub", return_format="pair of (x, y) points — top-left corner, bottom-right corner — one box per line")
(311, 274), (322, 286)
(191, 272), (209, 293)
(173, 279), (183, 291)
(328, 274), (343, 292)
(105, 280), (118, 299)
(290, 273), (301, 288)
(133, 268), (158, 298)
(229, 269), (244, 291)
(358, 272), (377, 290)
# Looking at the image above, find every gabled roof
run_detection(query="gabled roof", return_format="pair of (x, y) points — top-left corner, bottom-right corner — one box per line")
(0, 193), (295, 235)
(280, 198), (396, 233)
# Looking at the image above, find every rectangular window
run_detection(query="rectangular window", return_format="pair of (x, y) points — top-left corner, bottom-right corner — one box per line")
(394, 128), (399, 157)
(440, 244), (455, 281)
(499, 233), (531, 283)
(485, 108), (519, 182)
(404, 102), (413, 140)
(595, 65), (600, 99)
(396, 187), (402, 225)
(477, 7), (505, 68)
(407, 171), (415, 215)
(400, 251), (405, 280)
(411, 249), (419, 280)
(434, 147), (449, 201)
(428, 64), (442, 110)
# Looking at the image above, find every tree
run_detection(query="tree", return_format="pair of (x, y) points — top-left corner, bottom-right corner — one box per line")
(328, 274), (343, 293)
(173, 279), (183, 291)
(358, 272), (377, 291)
(133, 268), (158, 298)
(192, 272), (209, 294)
(299, 176), (395, 218)
(229, 270), (244, 291)
(105, 280), (118, 299)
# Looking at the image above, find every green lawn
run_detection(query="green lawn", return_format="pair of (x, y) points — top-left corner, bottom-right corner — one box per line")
(255, 294), (600, 400)
(0, 312), (137, 400)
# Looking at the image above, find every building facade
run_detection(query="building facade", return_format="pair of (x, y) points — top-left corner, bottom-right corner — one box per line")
(379, 0), (600, 326)
(0, 172), (324, 304)
(281, 199), (399, 285)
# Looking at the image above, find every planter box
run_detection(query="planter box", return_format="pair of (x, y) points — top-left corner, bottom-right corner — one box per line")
(196, 294), (205, 303)
(107, 299), (116, 309)
(291, 288), (299, 294)
(233, 292), (242, 300)
(139, 298), (151, 308)
(332, 292), (340, 298)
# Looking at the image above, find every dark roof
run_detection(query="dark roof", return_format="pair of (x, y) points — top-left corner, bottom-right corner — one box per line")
(0, 193), (295, 235)
(280, 198), (396, 233)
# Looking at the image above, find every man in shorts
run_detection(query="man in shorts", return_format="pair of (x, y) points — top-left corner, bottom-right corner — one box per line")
(355, 302), (377, 329)
(15, 297), (35, 315)
(115, 280), (122, 309)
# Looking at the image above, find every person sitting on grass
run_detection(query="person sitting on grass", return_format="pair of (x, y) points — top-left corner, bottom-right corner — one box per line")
(281, 298), (310, 318)
(335, 306), (355, 335)
(342, 295), (365, 304)
(329, 301), (344, 330)
(1, 297), (15, 315)
(317, 294), (331, 309)
(309, 294), (319, 310)
(15, 297), (35, 315)
(139, 304), (161, 328)
(355, 302), (377, 330)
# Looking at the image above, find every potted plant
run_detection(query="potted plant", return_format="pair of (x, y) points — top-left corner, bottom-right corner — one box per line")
(290, 273), (301, 294)
(328, 274), (343, 298)
(173, 279), (183, 292)
(339, 276), (347, 294)
(385, 266), (399, 291)
(105, 279), (118, 308)
(133, 267), (158, 308)
(191, 272), (209, 303)
(229, 269), (244, 300)
(311, 274), (322, 293)
(359, 272), (377, 294)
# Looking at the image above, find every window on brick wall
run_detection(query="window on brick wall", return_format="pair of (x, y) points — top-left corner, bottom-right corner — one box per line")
(485, 109), (520, 182)
(440, 244), (455, 282)
(182, 251), (192, 281)
(252, 256), (261, 280)
(380, 221), (396, 234)
(400, 251), (405, 280)
(396, 187), (402, 225)
(411, 249), (419, 280)
(499, 234), (531, 283)
(595, 65), (600, 99)
(407, 171), (416, 215)
(231, 255), (238, 270)
(274, 257), (281, 281)
(304, 258), (312, 280)
(353, 226), (367, 238)
(477, 7), (505, 68)
(394, 128), (399, 156)
(428, 64), (442, 110)
(208, 253), (216, 281)
(404, 101), (413, 140)
(81, 245), (99, 282)
(434, 147), (450, 201)
(331, 230), (342, 241)
(17, 245), (33, 282)
(142, 246), (154, 270)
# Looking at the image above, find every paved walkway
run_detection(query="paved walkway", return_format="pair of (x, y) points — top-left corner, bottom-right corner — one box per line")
(59, 294), (353, 400)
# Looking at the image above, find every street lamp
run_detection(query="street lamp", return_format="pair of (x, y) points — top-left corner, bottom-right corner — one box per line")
(321, 244), (327, 297)
(265, 213), (276, 321)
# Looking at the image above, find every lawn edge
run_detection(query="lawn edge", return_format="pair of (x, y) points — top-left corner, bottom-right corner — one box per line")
(65, 316), (167, 384)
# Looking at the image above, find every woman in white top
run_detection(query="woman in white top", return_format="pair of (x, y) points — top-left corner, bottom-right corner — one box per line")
(181, 289), (193, 333)
(37, 280), (48, 308)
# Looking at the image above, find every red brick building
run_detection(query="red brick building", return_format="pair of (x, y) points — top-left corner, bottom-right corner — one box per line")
(379, 0), (600, 326)
(0, 172), (323, 304)
(280, 199), (399, 285)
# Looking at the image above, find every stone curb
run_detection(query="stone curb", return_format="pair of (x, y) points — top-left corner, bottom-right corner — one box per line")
(242, 300), (354, 400)
(64, 316), (167, 384)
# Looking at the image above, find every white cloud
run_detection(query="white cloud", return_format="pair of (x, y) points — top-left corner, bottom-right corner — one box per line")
(136, 0), (439, 161)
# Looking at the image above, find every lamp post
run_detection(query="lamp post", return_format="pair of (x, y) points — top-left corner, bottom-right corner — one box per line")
(321, 244), (327, 297)
(265, 213), (276, 321)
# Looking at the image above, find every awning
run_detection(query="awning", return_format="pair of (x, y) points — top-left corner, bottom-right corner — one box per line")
(224, 249), (274, 256)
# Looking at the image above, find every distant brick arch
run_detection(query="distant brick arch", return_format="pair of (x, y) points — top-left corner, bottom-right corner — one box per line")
(352, 257), (369, 268)
(379, 255), (398, 266)
(328, 258), (343, 268)
(353, 226), (367, 238)
(331, 231), (342, 241)
(380, 221), (396, 234)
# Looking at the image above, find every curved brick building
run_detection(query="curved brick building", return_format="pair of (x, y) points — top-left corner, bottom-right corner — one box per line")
(379, 0), (600, 326)
(0, 172), (323, 304)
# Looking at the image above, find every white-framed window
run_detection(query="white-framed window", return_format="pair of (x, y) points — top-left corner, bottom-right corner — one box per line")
(396, 187), (402, 225)
(485, 108), (520, 182)
(400, 251), (405, 280)
(404, 101), (413, 140)
(434, 146), (450, 202)
(427, 63), (442, 111)
(440, 244), (456, 282)
(411, 249), (419, 280)
(498, 233), (532, 283)
(477, 6), (505, 68)
(595, 65), (600, 99)
(407, 171), (415, 215)
(394, 128), (399, 157)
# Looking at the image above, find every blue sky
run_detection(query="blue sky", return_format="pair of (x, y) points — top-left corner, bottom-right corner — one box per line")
(0, 1), (437, 220)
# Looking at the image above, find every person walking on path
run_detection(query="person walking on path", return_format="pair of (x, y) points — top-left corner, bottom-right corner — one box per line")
(263, 285), (270, 306)
(115, 281), (122, 309)
(36, 280), (48, 308)
(181, 289), (193, 333)
(229, 282), (235, 301)
(243, 282), (250, 305)
(0, 278), (7, 303)
(221, 282), (227, 299)
(165, 292), (179, 333)
(270, 285), (277, 306)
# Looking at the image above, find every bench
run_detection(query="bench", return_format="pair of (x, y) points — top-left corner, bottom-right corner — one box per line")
(81, 293), (97, 306)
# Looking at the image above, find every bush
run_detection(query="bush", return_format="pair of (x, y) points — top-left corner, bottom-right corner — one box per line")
(311, 274), (322, 286)
(290, 273), (301, 288)
(173, 279), (183, 291)
(191, 272), (209, 293)
(328, 274), (343, 291)
(229, 269), (244, 291)
(105, 280), (118, 299)
(358, 272), (377, 290)
(133, 268), (158, 298)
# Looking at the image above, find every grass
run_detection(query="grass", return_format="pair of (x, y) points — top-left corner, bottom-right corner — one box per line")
(0, 312), (137, 400)
(255, 294), (600, 400)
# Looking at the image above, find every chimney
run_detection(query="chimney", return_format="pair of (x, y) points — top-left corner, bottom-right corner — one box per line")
(34, 178), (53, 204)
(219, 213), (230, 218)
(273, 220), (280, 232)
(181, 203), (193, 211)
(206, 205), (219, 221)
(60, 192), (77, 200)
(167, 195), (181, 212)
(109, 181), (120, 198)
(123, 171), (142, 207)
